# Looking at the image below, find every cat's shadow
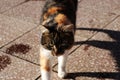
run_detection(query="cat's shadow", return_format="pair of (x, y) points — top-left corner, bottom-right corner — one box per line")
(66, 72), (120, 80)
(65, 28), (120, 80)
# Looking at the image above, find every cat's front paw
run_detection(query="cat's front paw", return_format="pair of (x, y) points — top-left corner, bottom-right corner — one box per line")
(58, 71), (67, 79)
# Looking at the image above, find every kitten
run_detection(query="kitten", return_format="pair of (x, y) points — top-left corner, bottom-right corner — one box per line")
(39, 0), (78, 80)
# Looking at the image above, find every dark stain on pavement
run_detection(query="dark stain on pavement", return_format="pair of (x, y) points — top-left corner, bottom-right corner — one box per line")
(0, 55), (11, 71)
(6, 43), (31, 54)
(83, 45), (90, 51)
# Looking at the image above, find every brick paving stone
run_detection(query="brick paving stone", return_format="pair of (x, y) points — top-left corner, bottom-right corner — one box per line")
(1, 27), (40, 65)
(0, 0), (25, 13)
(0, 14), (37, 48)
(3, 1), (45, 24)
(0, 51), (40, 80)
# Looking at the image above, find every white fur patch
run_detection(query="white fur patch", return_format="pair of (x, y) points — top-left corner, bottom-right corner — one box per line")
(39, 25), (49, 33)
(41, 70), (51, 80)
(40, 45), (52, 59)
(58, 50), (69, 78)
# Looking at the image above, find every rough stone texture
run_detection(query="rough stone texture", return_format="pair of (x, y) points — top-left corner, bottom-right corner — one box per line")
(52, 46), (118, 80)
(0, 51), (40, 80)
(0, 0), (25, 13)
(0, 14), (37, 48)
(3, 1), (45, 24)
(75, 0), (119, 42)
(71, 0), (120, 60)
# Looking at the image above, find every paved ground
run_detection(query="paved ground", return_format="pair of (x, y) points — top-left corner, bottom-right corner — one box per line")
(0, 0), (120, 80)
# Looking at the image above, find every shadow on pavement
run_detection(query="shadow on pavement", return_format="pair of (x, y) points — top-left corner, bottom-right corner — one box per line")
(66, 72), (120, 80)
(69, 28), (120, 80)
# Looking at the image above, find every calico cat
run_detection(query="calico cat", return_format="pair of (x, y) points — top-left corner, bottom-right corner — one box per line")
(39, 0), (78, 80)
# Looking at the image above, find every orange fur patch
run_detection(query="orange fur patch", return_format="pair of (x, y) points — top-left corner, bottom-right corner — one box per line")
(54, 13), (67, 25)
(43, 7), (62, 20)
(43, 13), (48, 20)
(48, 7), (62, 15)
(40, 54), (50, 71)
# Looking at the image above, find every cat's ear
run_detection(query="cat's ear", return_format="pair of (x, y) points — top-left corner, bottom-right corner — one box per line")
(63, 24), (74, 32)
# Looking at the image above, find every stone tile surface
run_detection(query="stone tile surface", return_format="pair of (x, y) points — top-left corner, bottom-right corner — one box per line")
(52, 46), (118, 80)
(0, 14), (37, 48)
(69, 0), (120, 59)
(3, 1), (45, 24)
(0, 51), (40, 80)
(1, 25), (80, 67)
(75, 0), (120, 42)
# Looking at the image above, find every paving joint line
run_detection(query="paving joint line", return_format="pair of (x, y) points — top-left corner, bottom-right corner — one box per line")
(52, 37), (93, 73)
(0, 0), (45, 14)
(101, 15), (120, 30)
(0, 49), (40, 66)
(0, 12), (40, 26)
(82, 15), (120, 42)
(0, 0), (30, 14)
(35, 75), (41, 80)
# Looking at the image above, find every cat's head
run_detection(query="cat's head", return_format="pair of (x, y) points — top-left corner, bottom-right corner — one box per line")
(42, 13), (74, 33)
